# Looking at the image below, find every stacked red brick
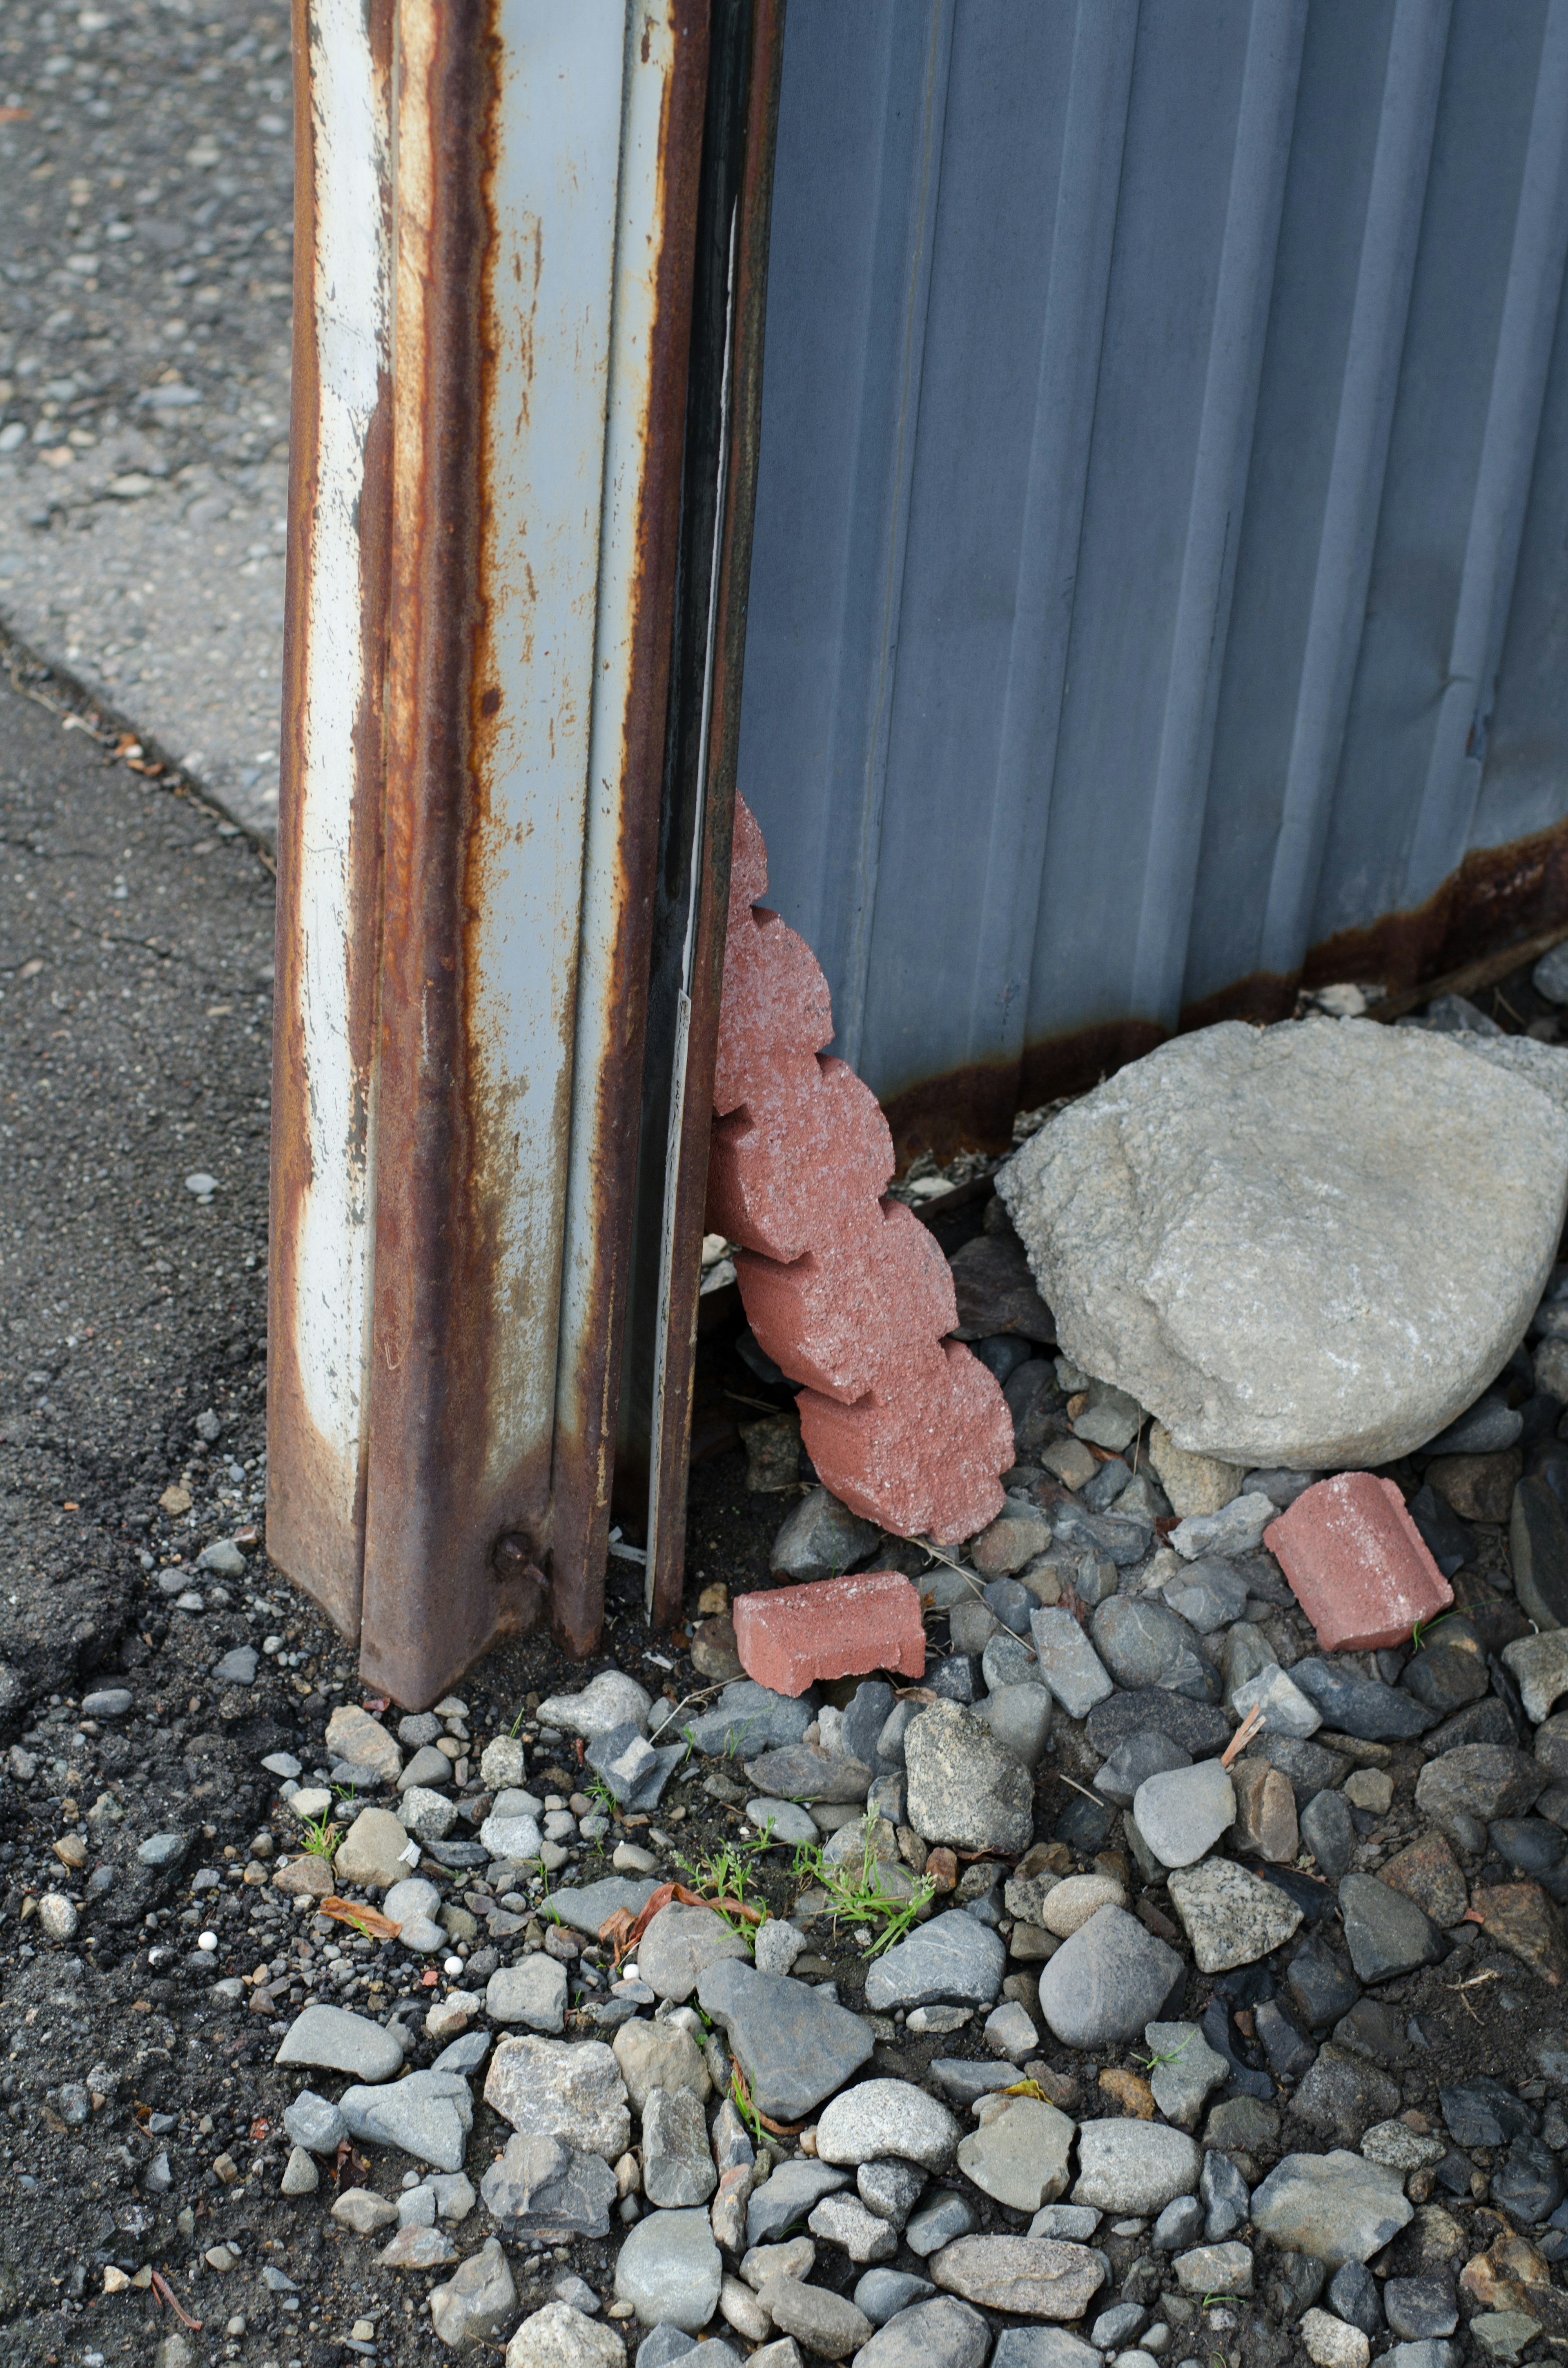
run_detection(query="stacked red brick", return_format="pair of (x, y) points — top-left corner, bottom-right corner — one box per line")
(707, 797), (1013, 1544)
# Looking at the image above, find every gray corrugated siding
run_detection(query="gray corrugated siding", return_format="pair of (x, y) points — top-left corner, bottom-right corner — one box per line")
(736, 0), (1568, 1114)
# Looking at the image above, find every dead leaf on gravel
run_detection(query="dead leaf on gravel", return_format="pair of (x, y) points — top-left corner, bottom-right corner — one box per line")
(319, 1897), (400, 1941)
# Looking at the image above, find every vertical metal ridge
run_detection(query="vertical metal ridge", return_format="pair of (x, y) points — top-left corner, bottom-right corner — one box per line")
(1401, 0), (1568, 908)
(267, 0), (393, 1636)
(831, 0), (953, 1077)
(549, 2), (710, 1658)
(1257, 0), (1452, 980)
(1128, 0), (1307, 1026)
(960, 0), (1138, 1078)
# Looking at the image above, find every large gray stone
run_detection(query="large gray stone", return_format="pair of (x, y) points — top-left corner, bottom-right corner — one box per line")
(506, 2305), (626, 2368)
(864, 1911), (1006, 2014)
(697, 1960), (875, 2121)
(488, 1955), (568, 2032)
(638, 1902), (751, 2001)
(683, 1681), (817, 1759)
(612, 2018), (711, 2114)
(614, 2210), (723, 2332)
(643, 2087), (718, 2208)
(1167, 1857), (1303, 1972)
(815, 2080), (961, 2170)
(484, 2037), (631, 2159)
(903, 1702), (1034, 1853)
(275, 2005), (405, 2084)
(1249, 2149), (1413, 2265)
(430, 2236), (517, 2349)
(538, 1670), (654, 1740)
(1036, 1905), (1183, 2048)
(481, 2134), (619, 2239)
(1091, 1598), (1213, 1700)
(956, 2095), (1075, 2212)
(548, 1877), (662, 1936)
(339, 2070), (472, 2174)
(745, 2159), (851, 2247)
(1071, 2120), (1201, 2215)
(1131, 1761), (1236, 1869)
(930, 2236), (1107, 2321)
(995, 1018), (1568, 1468)
(852, 2297), (991, 2368)
(1028, 1609), (1114, 1719)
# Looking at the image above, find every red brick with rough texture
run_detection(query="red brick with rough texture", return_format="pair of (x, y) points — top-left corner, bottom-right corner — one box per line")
(708, 1053), (895, 1261)
(1265, 1471), (1454, 1652)
(713, 908), (834, 1117)
(708, 794), (1011, 1544)
(735, 1199), (958, 1403)
(798, 1336), (1014, 1544)
(733, 1570), (927, 1695)
(728, 790), (770, 917)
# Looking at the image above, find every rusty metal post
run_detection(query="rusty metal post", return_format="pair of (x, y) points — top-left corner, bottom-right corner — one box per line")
(618, 0), (786, 1628)
(269, 2), (726, 1706)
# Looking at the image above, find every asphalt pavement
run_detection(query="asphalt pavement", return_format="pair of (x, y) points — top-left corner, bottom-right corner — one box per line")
(0, 0), (293, 838)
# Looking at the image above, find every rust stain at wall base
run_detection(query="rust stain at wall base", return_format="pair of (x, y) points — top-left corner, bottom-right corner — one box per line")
(877, 815), (1568, 1173)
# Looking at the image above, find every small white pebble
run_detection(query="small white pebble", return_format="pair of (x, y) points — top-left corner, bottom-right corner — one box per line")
(263, 1634), (283, 1653)
(198, 1931), (218, 1952)
(443, 1956), (463, 1976)
(623, 1961), (639, 1981)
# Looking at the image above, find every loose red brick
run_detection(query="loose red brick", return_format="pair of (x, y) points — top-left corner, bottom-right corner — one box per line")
(1265, 1470), (1454, 1653)
(735, 1199), (958, 1403)
(732, 1570), (927, 1696)
(798, 1337), (1014, 1544)
(714, 907), (835, 1117)
(729, 792), (770, 918)
(706, 1053), (895, 1260)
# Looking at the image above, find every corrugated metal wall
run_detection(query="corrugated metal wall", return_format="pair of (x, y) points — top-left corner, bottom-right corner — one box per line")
(735, 0), (1568, 1151)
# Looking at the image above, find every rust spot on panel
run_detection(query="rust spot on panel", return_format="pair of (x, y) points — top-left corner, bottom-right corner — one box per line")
(873, 812), (1568, 1171)
(548, 0), (713, 1661)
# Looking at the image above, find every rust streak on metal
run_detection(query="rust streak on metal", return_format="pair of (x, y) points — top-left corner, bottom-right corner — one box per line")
(361, 0), (546, 1708)
(648, 0), (786, 1627)
(877, 809), (1568, 1170)
(267, 0), (395, 1638)
(549, 1), (713, 1660)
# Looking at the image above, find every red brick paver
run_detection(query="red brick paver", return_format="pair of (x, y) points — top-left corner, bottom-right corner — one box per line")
(1265, 1470), (1454, 1652)
(733, 1570), (927, 1695)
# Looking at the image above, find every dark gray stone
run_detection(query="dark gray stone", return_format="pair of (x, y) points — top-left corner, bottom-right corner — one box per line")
(1091, 1597), (1216, 1701)
(1415, 1746), (1544, 1827)
(926, 2059), (1017, 2106)
(1401, 1644), (1492, 1714)
(1384, 2277), (1459, 2341)
(1492, 2136), (1564, 2224)
(682, 1681), (816, 1760)
(1327, 2260), (1382, 2337)
(1152, 2195), (1204, 2250)
(843, 1681), (897, 1770)
(1290, 1660), (1436, 1741)
(1292, 2044), (1401, 2146)
(852, 2296), (991, 2368)
(1085, 1690), (1232, 1759)
(744, 1744), (872, 1803)
(697, 1960), (875, 2121)
(1338, 1874), (1447, 1983)
(1512, 1476), (1568, 1630)
(586, 1721), (685, 1808)
(1200, 2151), (1249, 2241)
(744, 2158), (851, 2247)
(637, 2327), (698, 2368)
(1093, 1730), (1192, 1809)
(1053, 1500), (1152, 1566)
(1439, 2080), (1537, 2147)
(1300, 1788), (1357, 1879)
(864, 1909), (1007, 2013)
(1424, 1394), (1523, 1456)
(983, 1579), (1037, 1637)
(1285, 1938), (1361, 2030)
(1254, 1732), (1351, 1803)
(1255, 1998), (1315, 2082)
(1408, 1484), (1474, 1579)
(990, 2333), (1101, 2368)
(854, 2272), (938, 2328)
(1491, 1817), (1565, 1875)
